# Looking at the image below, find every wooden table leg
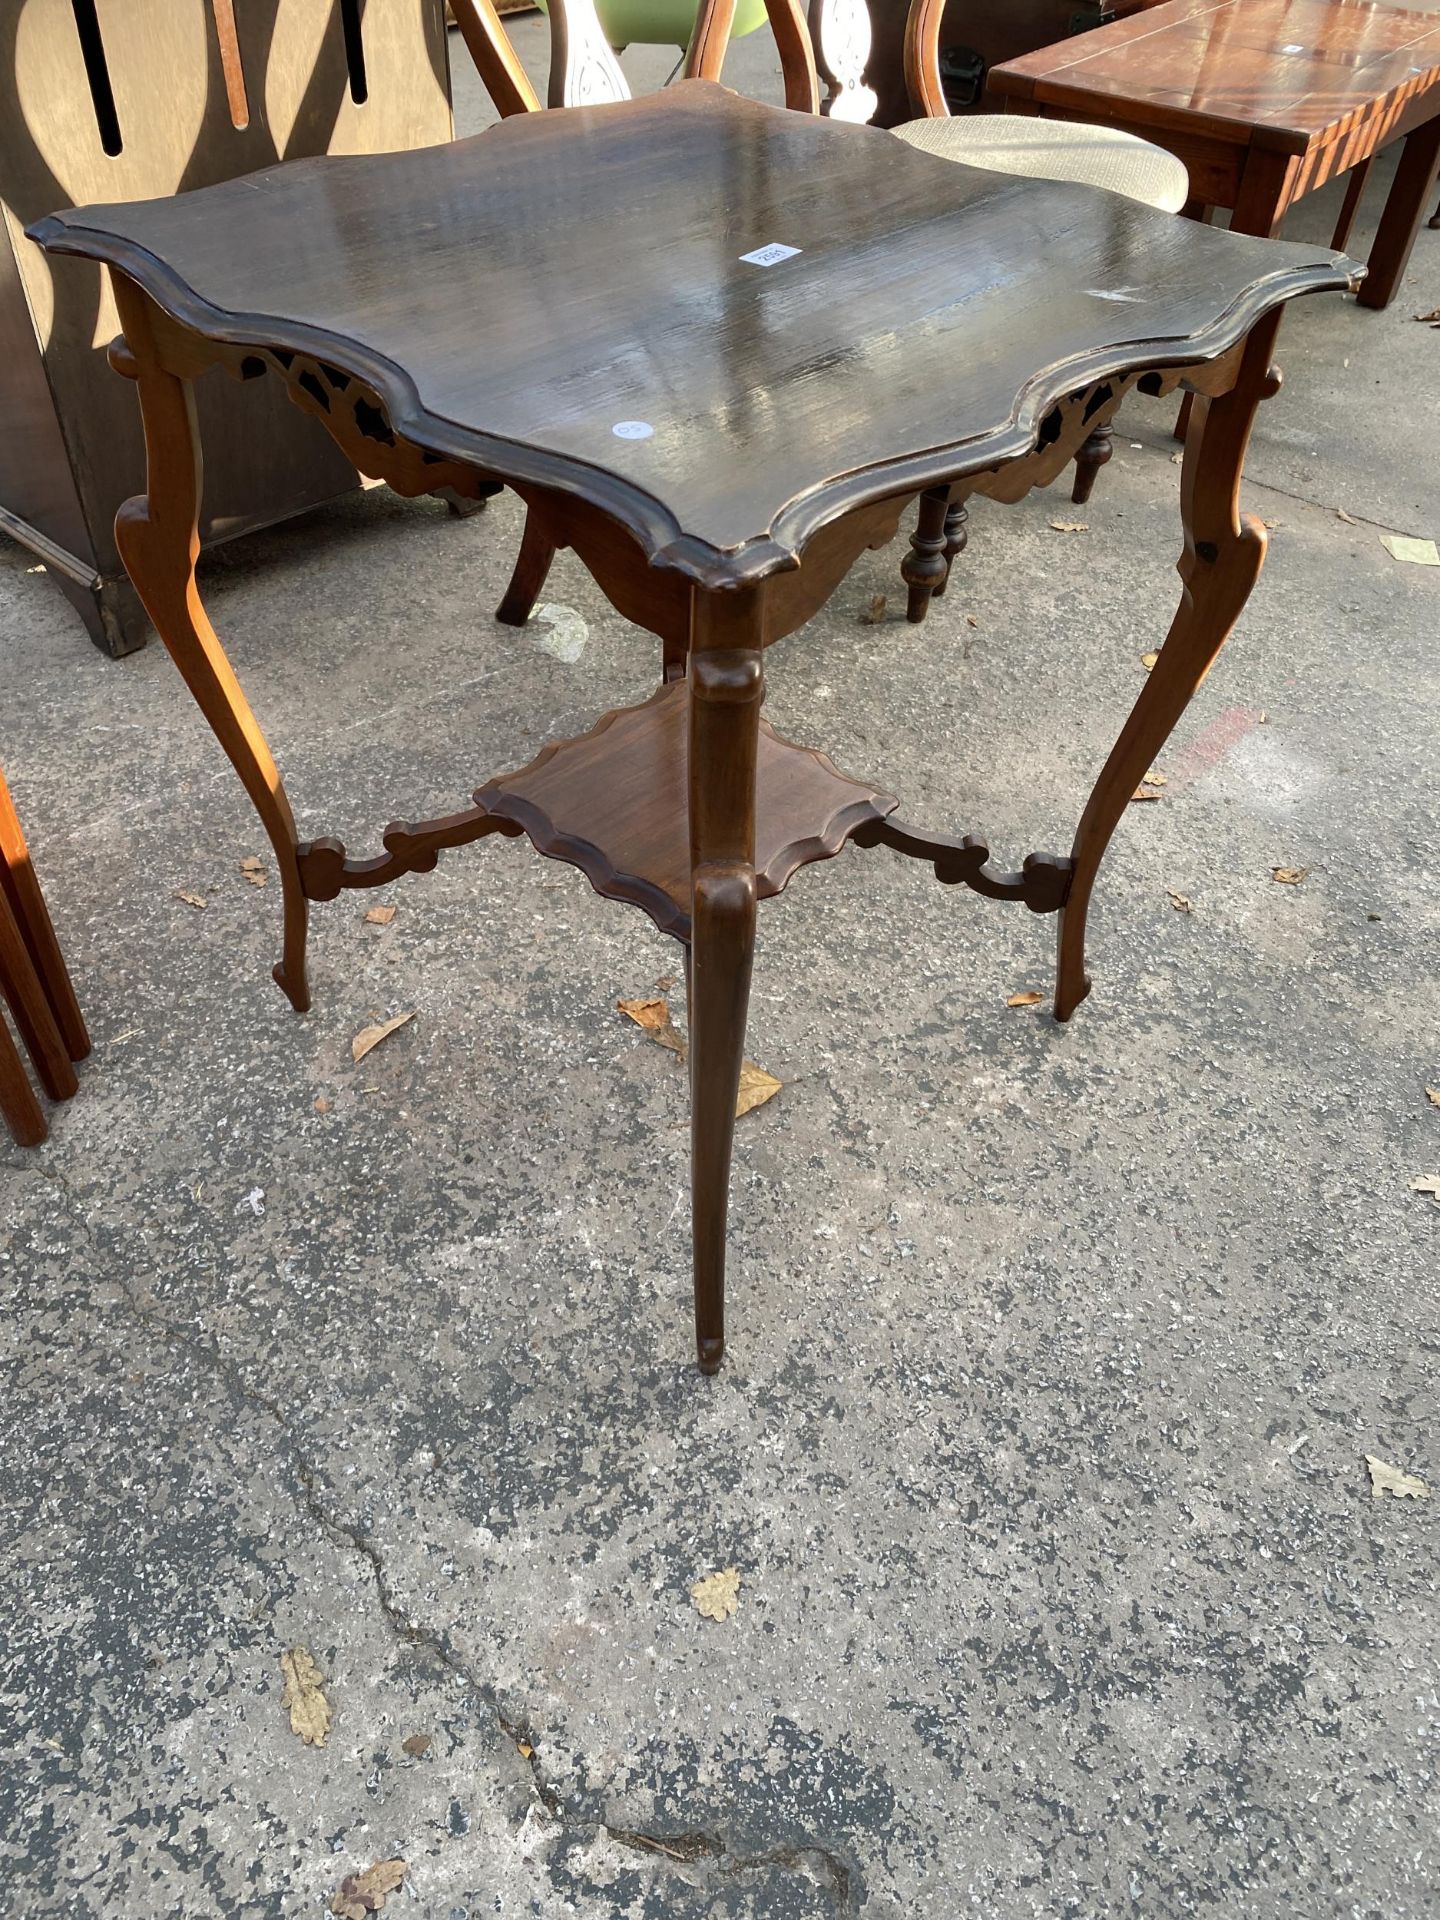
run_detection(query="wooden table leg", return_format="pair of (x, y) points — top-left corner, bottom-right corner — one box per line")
(1055, 310), (1285, 1023)
(0, 1009), (46, 1147)
(109, 275), (313, 1013)
(687, 584), (763, 1372)
(0, 767), (89, 1063)
(1359, 115), (1440, 310)
(495, 511), (558, 627)
(902, 484), (952, 623)
(1330, 156), (1374, 253)
(0, 883), (76, 1102)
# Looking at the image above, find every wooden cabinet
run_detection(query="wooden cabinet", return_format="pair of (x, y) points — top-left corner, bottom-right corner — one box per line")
(0, 0), (453, 654)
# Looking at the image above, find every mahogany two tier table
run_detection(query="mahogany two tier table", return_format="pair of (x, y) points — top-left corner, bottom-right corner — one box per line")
(988, 0), (1440, 309)
(31, 84), (1355, 1370)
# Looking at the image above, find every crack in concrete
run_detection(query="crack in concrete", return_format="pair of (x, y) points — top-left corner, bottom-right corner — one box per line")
(68, 1222), (858, 1913)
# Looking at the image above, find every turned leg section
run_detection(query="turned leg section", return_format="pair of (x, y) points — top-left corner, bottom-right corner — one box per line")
(931, 501), (969, 598)
(109, 279), (311, 1013)
(1055, 314), (1285, 1023)
(902, 485), (953, 624)
(495, 509), (558, 626)
(1072, 421), (1113, 506)
(686, 589), (763, 1372)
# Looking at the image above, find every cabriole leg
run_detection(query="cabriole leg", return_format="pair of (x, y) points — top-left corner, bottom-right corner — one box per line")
(109, 276), (311, 1012)
(1055, 312), (1285, 1023)
(687, 586), (763, 1372)
(495, 510), (558, 626)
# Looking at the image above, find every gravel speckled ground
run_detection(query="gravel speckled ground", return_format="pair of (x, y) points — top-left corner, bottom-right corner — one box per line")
(1, 22), (1436, 1920)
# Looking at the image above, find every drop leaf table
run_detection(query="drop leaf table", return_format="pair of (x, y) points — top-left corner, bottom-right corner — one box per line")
(31, 83), (1356, 1368)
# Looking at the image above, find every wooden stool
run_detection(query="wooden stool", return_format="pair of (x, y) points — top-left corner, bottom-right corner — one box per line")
(0, 768), (88, 1145)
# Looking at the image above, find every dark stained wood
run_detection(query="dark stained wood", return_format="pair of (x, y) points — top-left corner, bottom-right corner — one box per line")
(0, 768), (90, 1066)
(30, 81), (1357, 1360)
(31, 84), (1355, 587)
(989, 0), (1440, 310)
(0, 0), (454, 654)
(0, 991), (48, 1149)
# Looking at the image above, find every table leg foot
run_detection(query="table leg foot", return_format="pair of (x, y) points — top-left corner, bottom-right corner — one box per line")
(495, 511), (557, 626)
(1057, 316), (1283, 1021)
(110, 285), (313, 1013)
(0, 1013), (46, 1147)
(902, 485), (951, 624)
(1071, 422), (1113, 506)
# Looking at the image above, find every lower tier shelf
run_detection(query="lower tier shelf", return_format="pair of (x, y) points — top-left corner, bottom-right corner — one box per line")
(475, 679), (898, 942)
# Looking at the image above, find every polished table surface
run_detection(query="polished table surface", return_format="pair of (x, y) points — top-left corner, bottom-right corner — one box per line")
(30, 84), (1358, 1369)
(33, 83), (1354, 582)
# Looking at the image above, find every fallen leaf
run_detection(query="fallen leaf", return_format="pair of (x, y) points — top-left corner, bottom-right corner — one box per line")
(1167, 891), (1193, 913)
(859, 593), (888, 624)
(518, 1741), (534, 1759)
(1006, 991), (1044, 1008)
(618, 995), (686, 1058)
(736, 1060), (781, 1117)
(1410, 1176), (1440, 1200)
(691, 1568), (741, 1621)
(364, 904), (397, 926)
(1049, 519), (1089, 534)
(1140, 651), (1160, 671)
(1271, 866), (1309, 885)
(1364, 1454), (1430, 1500)
(239, 855), (267, 888)
(400, 1733), (432, 1759)
(1260, 518), (1280, 530)
(1426, 1088), (1440, 1108)
(1131, 785), (1162, 803)
(1169, 449), (1184, 465)
(1414, 306), (1440, 326)
(1144, 768), (1168, 786)
(173, 890), (207, 910)
(1380, 533), (1440, 567)
(279, 1647), (330, 1748)
(351, 1011), (415, 1063)
(330, 1858), (407, 1919)
(654, 973), (677, 991)
(1336, 506), (1359, 525)
(313, 1096), (331, 1114)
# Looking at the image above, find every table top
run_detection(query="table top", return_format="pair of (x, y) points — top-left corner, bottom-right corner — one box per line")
(31, 83), (1356, 587)
(990, 0), (1440, 155)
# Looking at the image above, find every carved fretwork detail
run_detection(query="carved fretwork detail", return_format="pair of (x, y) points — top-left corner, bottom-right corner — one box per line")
(231, 346), (501, 505)
(297, 806), (523, 901)
(853, 816), (1073, 913)
(810, 0), (878, 123)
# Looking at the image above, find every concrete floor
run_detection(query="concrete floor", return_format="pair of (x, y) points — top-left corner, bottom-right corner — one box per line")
(2, 19), (1438, 1920)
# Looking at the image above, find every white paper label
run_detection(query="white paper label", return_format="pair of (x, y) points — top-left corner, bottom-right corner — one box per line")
(611, 420), (654, 440)
(739, 242), (802, 267)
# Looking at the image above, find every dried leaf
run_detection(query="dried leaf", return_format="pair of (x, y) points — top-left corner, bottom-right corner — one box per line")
(330, 1859), (407, 1919)
(618, 996), (686, 1058)
(1167, 891), (1192, 913)
(517, 1741), (534, 1759)
(691, 1567), (741, 1621)
(1049, 519), (1089, 534)
(1140, 651), (1160, 671)
(1144, 768), (1168, 786)
(351, 1011), (415, 1063)
(400, 1733), (432, 1759)
(1379, 533), (1440, 567)
(1260, 518), (1280, 530)
(736, 1061), (781, 1117)
(859, 593), (888, 624)
(313, 1096), (331, 1114)
(1131, 785), (1162, 803)
(1410, 1176), (1440, 1201)
(1414, 306), (1440, 326)
(1426, 1088), (1440, 1108)
(1364, 1455), (1429, 1501)
(364, 905), (397, 926)
(239, 855), (267, 888)
(1169, 449), (1184, 465)
(279, 1647), (330, 1748)
(1336, 506), (1359, 525)
(654, 974), (677, 991)
(1006, 991), (1044, 1008)
(965, 614), (978, 628)
(1271, 866), (1309, 886)
(173, 890), (207, 910)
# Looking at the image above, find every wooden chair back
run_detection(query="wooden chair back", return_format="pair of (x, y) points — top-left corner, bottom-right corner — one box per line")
(451, 0), (891, 122)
